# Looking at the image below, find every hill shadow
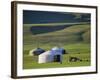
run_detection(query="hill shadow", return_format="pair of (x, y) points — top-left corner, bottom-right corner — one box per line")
(30, 23), (89, 35)
(30, 24), (73, 35)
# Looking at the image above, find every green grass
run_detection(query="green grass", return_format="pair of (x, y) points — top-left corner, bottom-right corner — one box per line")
(23, 23), (91, 69)
(23, 55), (90, 69)
(23, 43), (90, 69)
(23, 24), (90, 50)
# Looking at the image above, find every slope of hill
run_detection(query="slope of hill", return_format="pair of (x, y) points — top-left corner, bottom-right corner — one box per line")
(23, 23), (90, 50)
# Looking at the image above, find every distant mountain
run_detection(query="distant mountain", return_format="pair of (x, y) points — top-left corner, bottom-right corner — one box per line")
(23, 10), (90, 24)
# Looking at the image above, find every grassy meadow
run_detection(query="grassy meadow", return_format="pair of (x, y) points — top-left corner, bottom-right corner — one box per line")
(23, 23), (91, 69)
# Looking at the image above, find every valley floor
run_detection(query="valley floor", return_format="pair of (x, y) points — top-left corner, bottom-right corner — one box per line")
(23, 43), (90, 69)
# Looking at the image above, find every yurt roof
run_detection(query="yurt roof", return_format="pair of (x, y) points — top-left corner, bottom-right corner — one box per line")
(35, 47), (44, 50)
(51, 46), (64, 50)
(32, 48), (45, 51)
(39, 51), (52, 56)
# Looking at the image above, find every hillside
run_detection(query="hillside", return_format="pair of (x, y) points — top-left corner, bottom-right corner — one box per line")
(32, 24), (90, 44)
(23, 23), (90, 50)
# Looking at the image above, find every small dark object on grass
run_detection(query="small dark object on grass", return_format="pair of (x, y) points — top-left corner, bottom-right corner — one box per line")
(86, 60), (89, 62)
(69, 57), (81, 62)
(80, 59), (82, 62)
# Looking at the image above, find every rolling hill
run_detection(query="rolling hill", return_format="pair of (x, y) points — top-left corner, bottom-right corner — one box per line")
(23, 23), (90, 50)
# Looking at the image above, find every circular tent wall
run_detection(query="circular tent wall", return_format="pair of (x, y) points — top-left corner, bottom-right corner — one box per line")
(38, 51), (53, 63)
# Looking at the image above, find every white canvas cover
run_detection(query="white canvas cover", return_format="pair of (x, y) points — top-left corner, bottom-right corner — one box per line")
(51, 47), (63, 55)
(29, 49), (35, 56)
(38, 51), (53, 63)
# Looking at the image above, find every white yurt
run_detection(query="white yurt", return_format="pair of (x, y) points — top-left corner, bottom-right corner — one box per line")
(29, 49), (35, 56)
(38, 47), (63, 64)
(51, 47), (63, 62)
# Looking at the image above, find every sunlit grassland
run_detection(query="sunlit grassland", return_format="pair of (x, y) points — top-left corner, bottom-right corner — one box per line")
(23, 43), (90, 69)
(23, 23), (91, 69)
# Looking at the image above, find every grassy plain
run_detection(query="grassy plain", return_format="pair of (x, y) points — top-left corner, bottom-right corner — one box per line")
(23, 23), (91, 69)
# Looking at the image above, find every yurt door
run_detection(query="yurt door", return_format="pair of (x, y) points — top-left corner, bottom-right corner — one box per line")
(54, 55), (60, 62)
